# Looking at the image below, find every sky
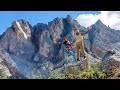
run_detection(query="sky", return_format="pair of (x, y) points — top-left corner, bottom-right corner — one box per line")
(0, 11), (100, 35)
(0, 11), (120, 35)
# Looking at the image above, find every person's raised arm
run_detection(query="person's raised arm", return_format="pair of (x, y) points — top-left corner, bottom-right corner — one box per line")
(81, 26), (92, 35)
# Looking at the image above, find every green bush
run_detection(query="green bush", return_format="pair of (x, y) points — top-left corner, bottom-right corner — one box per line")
(98, 70), (107, 79)
(76, 62), (106, 79)
(78, 68), (106, 79)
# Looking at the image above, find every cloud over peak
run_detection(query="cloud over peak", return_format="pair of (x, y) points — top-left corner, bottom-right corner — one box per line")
(76, 11), (120, 30)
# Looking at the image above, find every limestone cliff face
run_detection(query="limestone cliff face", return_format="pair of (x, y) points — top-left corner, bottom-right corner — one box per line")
(0, 16), (84, 78)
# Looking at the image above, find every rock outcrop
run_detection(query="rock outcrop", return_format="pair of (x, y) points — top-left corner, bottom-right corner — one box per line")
(53, 53), (100, 75)
(100, 50), (120, 79)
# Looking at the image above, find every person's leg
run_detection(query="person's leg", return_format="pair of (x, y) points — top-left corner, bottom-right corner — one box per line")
(76, 44), (80, 61)
(80, 41), (86, 58)
(67, 50), (77, 62)
(64, 50), (68, 65)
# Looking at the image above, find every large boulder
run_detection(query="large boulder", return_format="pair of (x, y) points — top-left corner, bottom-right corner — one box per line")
(53, 53), (100, 75)
(100, 50), (120, 78)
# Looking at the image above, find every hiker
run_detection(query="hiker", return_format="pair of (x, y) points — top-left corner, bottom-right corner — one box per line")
(73, 26), (92, 61)
(63, 36), (77, 65)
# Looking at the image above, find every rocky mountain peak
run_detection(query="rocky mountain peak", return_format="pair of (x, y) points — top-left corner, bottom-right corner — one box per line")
(88, 18), (120, 58)
(93, 19), (107, 29)
(67, 15), (72, 20)
(12, 19), (32, 40)
(96, 19), (101, 22)
(95, 19), (103, 25)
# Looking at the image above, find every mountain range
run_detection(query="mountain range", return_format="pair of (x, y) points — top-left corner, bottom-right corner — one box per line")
(0, 15), (120, 79)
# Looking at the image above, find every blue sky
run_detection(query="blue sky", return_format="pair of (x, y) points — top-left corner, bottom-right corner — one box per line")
(0, 11), (100, 35)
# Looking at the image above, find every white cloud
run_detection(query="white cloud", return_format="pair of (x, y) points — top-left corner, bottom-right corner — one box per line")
(76, 11), (120, 30)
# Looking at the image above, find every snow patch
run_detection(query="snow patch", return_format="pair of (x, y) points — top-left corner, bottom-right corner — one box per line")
(16, 21), (28, 39)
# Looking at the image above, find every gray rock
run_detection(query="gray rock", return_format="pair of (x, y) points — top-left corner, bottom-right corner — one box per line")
(0, 49), (25, 78)
(100, 50), (120, 78)
(53, 53), (100, 75)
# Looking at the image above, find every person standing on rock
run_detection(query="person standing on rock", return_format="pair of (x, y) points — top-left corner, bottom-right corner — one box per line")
(73, 26), (92, 61)
(63, 37), (77, 65)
